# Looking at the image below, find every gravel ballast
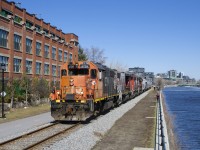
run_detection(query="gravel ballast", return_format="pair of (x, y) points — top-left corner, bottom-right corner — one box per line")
(44, 91), (149, 150)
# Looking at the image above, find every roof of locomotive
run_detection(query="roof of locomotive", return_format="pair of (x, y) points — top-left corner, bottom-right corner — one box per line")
(93, 62), (106, 71)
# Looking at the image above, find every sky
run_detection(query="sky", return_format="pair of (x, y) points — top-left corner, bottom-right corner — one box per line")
(9, 0), (200, 79)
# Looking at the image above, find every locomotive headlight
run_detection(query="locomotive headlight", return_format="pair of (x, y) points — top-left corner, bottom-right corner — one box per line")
(81, 100), (86, 103)
(80, 91), (84, 95)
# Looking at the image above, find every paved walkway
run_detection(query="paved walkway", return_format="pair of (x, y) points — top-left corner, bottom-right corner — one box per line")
(0, 112), (53, 140)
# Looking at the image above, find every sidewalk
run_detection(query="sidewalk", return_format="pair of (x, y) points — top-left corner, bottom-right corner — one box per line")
(0, 112), (53, 140)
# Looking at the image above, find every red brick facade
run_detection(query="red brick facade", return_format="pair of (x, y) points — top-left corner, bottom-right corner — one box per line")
(0, 0), (79, 83)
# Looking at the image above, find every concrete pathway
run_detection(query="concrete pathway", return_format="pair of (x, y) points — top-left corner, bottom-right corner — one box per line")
(0, 112), (54, 139)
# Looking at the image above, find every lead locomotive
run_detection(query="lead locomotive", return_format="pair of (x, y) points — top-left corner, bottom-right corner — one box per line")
(50, 61), (148, 121)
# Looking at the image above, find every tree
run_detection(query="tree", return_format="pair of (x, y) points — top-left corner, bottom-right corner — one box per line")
(20, 75), (31, 106)
(30, 77), (40, 103)
(38, 78), (49, 98)
(30, 77), (49, 104)
(6, 78), (20, 108)
(155, 78), (164, 90)
(109, 60), (127, 72)
(85, 46), (107, 64)
(78, 46), (88, 61)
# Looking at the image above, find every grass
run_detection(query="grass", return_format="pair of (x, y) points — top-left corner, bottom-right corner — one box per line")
(0, 103), (50, 124)
(144, 89), (158, 148)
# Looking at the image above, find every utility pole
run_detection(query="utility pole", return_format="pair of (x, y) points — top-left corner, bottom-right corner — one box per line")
(1, 63), (6, 118)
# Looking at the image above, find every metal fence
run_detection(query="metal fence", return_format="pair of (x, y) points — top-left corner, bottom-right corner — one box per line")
(155, 92), (170, 150)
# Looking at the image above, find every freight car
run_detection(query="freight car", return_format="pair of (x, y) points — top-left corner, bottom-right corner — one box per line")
(50, 61), (149, 121)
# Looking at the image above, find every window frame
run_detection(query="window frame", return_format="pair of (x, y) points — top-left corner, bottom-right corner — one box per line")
(44, 45), (49, 58)
(0, 55), (9, 71)
(0, 29), (8, 48)
(14, 34), (21, 51)
(13, 58), (21, 73)
(52, 47), (56, 60)
(91, 69), (97, 79)
(44, 63), (49, 75)
(26, 60), (32, 74)
(58, 49), (62, 61)
(36, 62), (41, 75)
(64, 51), (68, 62)
(36, 42), (41, 56)
(26, 38), (32, 54)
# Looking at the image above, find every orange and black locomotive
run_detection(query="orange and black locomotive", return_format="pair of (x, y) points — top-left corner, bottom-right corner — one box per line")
(50, 61), (147, 121)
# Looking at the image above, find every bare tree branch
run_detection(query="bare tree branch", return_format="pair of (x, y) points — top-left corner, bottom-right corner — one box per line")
(85, 46), (107, 64)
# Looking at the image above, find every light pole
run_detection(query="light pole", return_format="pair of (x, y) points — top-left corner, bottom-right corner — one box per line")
(1, 63), (6, 118)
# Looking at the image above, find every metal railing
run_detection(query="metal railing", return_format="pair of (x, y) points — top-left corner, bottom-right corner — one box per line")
(155, 92), (169, 150)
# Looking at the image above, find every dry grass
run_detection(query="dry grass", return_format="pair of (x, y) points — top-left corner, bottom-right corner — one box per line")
(144, 89), (157, 148)
(0, 103), (50, 124)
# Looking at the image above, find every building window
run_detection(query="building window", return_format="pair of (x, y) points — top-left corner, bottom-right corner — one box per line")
(14, 16), (22, 24)
(50, 32), (55, 38)
(26, 20), (33, 28)
(0, 9), (12, 18)
(44, 64), (49, 75)
(52, 47), (56, 60)
(13, 58), (21, 73)
(45, 45), (49, 58)
(58, 66), (61, 77)
(58, 50), (62, 61)
(36, 62), (41, 75)
(64, 51), (68, 62)
(26, 38), (32, 54)
(36, 42), (41, 56)
(0, 29), (8, 48)
(14, 34), (21, 51)
(69, 53), (73, 62)
(26, 60), (32, 74)
(43, 29), (49, 35)
(52, 65), (56, 77)
(0, 55), (9, 71)
(35, 25), (41, 32)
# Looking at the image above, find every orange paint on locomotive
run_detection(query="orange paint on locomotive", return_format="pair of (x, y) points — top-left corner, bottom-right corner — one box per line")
(60, 61), (102, 102)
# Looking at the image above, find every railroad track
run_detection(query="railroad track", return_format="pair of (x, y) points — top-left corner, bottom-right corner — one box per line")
(0, 122), (81, 150)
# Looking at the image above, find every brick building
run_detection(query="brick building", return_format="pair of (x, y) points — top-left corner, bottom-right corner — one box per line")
(0, 0), (79, 83)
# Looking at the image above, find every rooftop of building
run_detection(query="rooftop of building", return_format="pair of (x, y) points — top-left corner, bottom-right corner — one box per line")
(1, 0), (78, 38)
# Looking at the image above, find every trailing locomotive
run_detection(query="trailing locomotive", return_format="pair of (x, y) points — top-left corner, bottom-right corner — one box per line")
(50, 61), (149, 121)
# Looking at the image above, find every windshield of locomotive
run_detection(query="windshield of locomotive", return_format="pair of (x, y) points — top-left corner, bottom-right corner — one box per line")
(68, 69), (89, 76)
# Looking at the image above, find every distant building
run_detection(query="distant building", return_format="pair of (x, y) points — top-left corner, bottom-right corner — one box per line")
(168, 70), (177, 80)
(0, 0), (79, 84)
(183, 76), (190, 81)
(128, 67), (145, 77)
(145, 72), (154, 84)
(177, 72), (184, 79)
(156, 73), (168, 79)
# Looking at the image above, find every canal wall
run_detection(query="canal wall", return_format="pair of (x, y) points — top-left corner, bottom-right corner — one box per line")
(161, 91), (180, 150)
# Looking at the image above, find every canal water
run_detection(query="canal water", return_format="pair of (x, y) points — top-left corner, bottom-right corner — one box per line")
(163, 87), (200, 150)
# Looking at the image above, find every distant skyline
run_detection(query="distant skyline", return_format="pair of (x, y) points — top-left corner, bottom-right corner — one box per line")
(8, 0), (200, 79)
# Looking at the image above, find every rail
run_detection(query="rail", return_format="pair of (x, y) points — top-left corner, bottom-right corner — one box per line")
(25, 123), (80, 149)
(155, 91), (170, 150)
(0, 122), (80, 149)
(0, 122), (58, 146)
